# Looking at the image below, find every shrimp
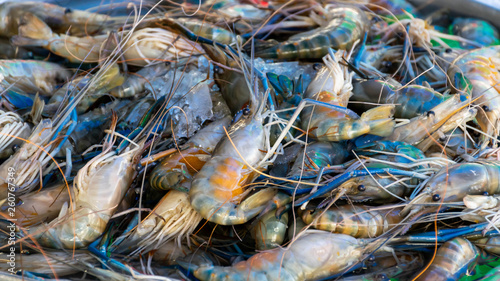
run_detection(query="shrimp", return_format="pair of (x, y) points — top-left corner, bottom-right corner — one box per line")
(189, 103), (277, 225)
(301, 49), (395, 141)
(0, 1), (127, 37)
(333, 141), (429, 203)
(402, 161), (500, 218)
(0, 110), (31, 159)
(149, 116), (231, 192)
(333, 170), (411, 204)
(251, 211), (288, 250)
(448, 45), (500, 147)
(387, 94), (476, 146)
(351, 79), (445, 119)
(0, 113), (74, 200)
(190, 230), (383, 281)
(0, 60), (71, 96)
(413, 238), (483, 281)
(11, 13), (109, 63)
(30, 116), (141, 249)
(255, 6), (368, 60)
(189, 53), (279, 225)
(113, 190), (202, 256)
(14, 16), (202, 66)
(301, 204), (403, 238)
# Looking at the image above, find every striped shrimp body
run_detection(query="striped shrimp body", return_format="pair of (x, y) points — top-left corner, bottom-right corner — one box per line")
(161, 17), (237, 45)
(402, 161), (500, 217)
(0, 60), (71, 96)
(255, 6), (368, 60)
(301, 49), (395, 141)
(31, 125), (141, 249)
(301, 204), (403, 238)
(448, 46), (500, 147)
(191, 231), (366, 281)
(413, 238), (482, 281)
(149, 116), (231, 193)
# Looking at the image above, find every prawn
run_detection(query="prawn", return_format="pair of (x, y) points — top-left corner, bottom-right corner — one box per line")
(255, 6), (368, 60)
(301, 49), (395, 141)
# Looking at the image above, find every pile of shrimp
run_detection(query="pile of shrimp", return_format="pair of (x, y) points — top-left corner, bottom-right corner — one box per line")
(2, 0), (500, 280)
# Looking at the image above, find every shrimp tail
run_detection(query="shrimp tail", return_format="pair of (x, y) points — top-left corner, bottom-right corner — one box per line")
(11, 13), (52, 46)
(360, 105), (396, 137)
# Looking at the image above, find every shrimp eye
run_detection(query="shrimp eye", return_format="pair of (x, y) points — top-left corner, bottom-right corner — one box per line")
(313, 63), (323, 71)
(12, 144), (20, 152)
(357, 185), (366, 191)
(376, 274), (388, 281)
(64, 8), (72, 14)
(426, 111), (435, 117)
(136, 163), (143, 171)
(242, 108), (250, 116)
(432, 194), (441, 201)
(483, 191), (489, 196)
(445, 48), (453, 53)
(439, 135), (447, 142)
(214, 65), (224, 75)
(367, 255), (375, 261)
(482, 105), (490, 112)
(381, 61), (392, 68)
